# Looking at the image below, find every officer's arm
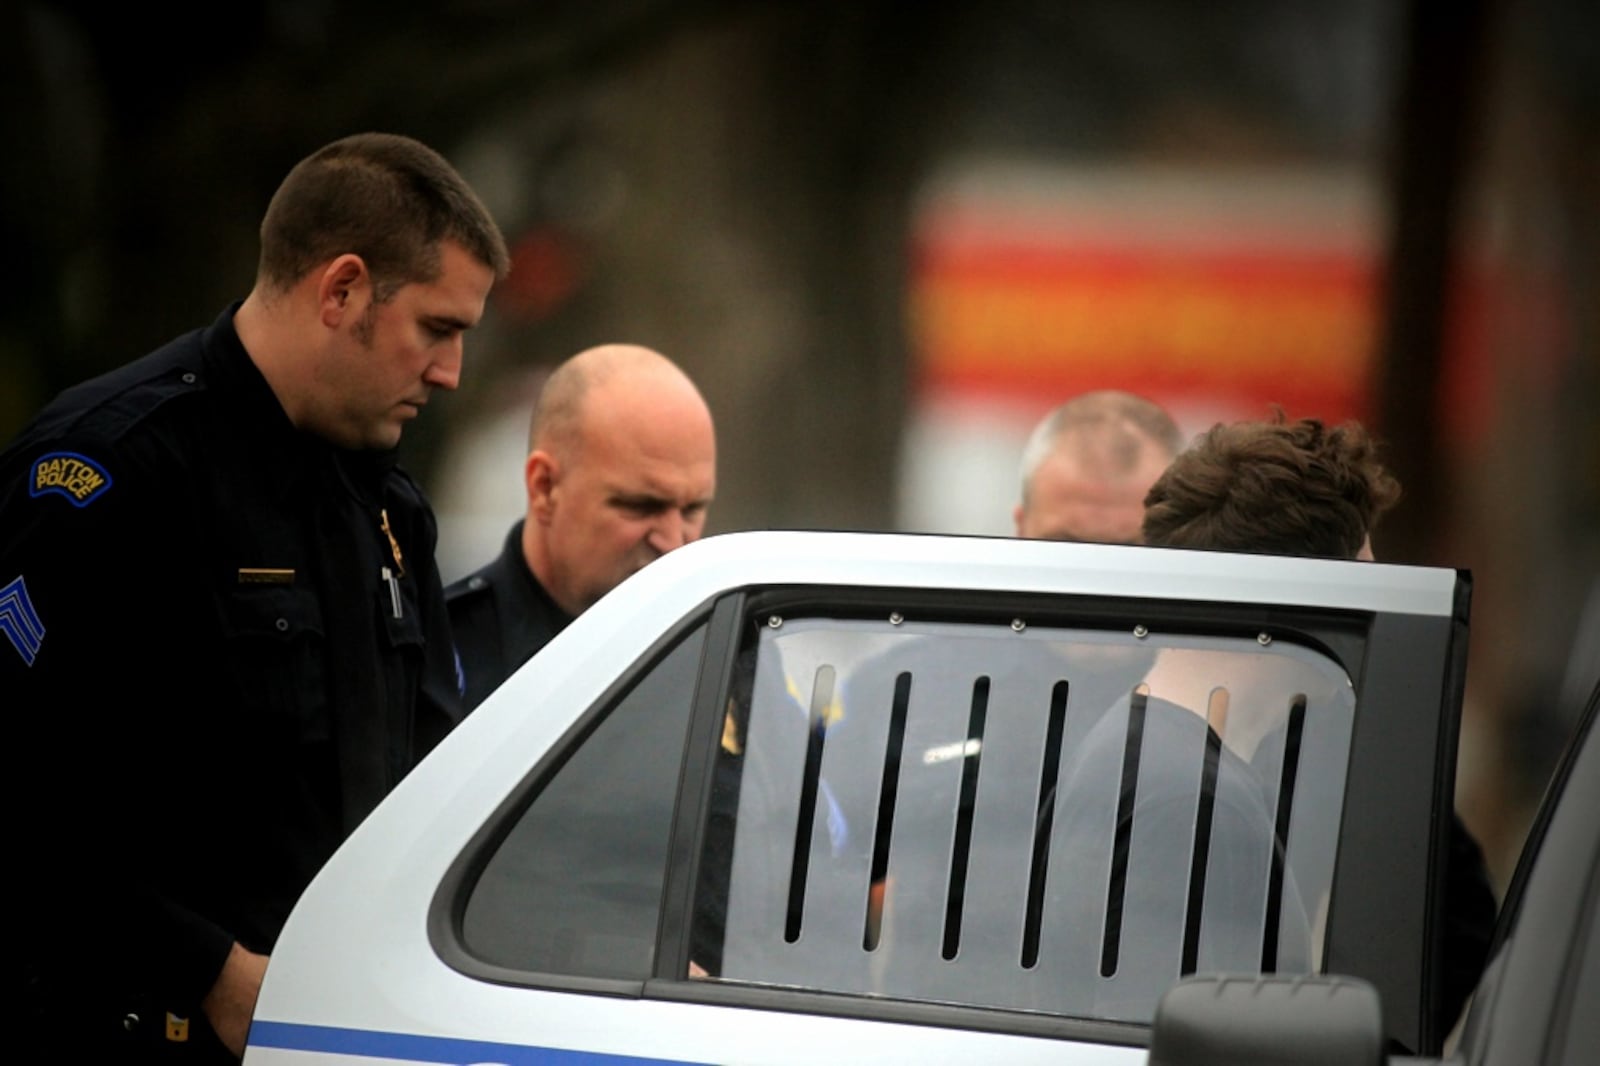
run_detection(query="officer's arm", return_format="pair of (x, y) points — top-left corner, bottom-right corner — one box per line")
(5, 438), (236, 1033)
(201, 942), (269, 1056)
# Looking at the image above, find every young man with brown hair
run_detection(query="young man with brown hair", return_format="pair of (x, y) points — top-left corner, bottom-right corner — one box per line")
(1141, 410), (1496, 1040)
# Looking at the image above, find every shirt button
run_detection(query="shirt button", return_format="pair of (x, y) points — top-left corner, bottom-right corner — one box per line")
(181, 372), (197, 384)
(123, 1012), (140, 1032)
(275, 618), (290, 632)
(469, 576), (487, 591)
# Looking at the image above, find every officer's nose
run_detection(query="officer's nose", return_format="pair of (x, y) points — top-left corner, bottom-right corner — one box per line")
(424, 340), (463, 392)
(648, 510), (689, 554)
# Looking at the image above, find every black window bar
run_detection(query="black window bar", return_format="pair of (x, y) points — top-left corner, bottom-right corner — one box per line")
(784, 664), (837, 943)
(1100, 687), (1150, 978)
(942, 676), (990, 960)
(1262, 694), (1308, 971)
(1022, 679), (1072, 968)
(864, 671), (913, 951)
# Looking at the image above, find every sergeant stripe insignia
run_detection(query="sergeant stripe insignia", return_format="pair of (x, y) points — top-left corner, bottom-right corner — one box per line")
(1, 575), (46, 666)
(29, 450), (113, 507)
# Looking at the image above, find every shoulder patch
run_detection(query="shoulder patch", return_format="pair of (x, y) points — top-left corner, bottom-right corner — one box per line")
(29, 451), (114, 507)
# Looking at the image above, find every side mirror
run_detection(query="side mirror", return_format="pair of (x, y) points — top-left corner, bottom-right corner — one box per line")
(1148, 974), (1385, 1066)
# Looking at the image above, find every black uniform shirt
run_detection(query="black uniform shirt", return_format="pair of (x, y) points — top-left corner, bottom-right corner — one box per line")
(1, 304), (462, 1057)
(444, 519), (574, 711)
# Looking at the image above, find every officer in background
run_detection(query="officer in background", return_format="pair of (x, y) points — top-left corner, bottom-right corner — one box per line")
(2, 132), (508, 1062)
(446, 342), (716, 711)
(1013, 389), (1184, 544)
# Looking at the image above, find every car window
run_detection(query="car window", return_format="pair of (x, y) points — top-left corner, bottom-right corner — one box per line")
(696, 614), (1353, 1024)
(460, 621), (708, 977)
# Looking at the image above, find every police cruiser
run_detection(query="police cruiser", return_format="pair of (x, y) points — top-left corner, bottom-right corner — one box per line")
(242, 530), (1596, 1065)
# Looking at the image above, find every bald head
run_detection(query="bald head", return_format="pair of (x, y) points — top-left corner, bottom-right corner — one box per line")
(530, 343), (703, 451)
(522, 344), (717, 615)
(1013, 390), (1183, 544)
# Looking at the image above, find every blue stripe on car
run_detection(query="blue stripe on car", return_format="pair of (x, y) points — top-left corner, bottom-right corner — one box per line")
(248, 1021), (709, 1065)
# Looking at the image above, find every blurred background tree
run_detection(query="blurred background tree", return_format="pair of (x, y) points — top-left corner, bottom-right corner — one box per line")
(3, 0), (1595, 887)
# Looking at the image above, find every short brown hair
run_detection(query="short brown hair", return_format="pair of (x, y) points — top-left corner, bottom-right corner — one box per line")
(1141, 411), (1401, 559)
(257, 132), (510, 300)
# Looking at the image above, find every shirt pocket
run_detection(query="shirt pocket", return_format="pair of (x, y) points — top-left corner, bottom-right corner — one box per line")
(219, 585), (330, 742)
(379, 575), (426, 654)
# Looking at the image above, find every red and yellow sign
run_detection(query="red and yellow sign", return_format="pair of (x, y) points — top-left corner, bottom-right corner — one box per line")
(909, 236), (1379, 426)
(905, 165), (1512, 445)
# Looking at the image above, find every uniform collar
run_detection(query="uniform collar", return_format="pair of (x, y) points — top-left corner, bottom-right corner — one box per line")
(200, 302), (297, 443)
(199, 303), (398, 504)
(495, 519), (574, 660)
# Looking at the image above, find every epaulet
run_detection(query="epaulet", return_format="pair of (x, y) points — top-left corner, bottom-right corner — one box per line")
(22, 359), (205, 449)
(443, 571), (493, 605)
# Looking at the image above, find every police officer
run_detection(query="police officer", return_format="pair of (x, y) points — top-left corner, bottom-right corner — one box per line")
(446, 343), (716, 711)
(2, 133), (508, 1062)
(1013, 389), (1185, 545)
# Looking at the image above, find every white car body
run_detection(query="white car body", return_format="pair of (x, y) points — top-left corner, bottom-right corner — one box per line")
(245, 531), (1467, 1065)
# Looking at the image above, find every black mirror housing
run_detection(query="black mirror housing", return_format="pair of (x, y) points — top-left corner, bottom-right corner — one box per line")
(1149, 974), (1385, 1066)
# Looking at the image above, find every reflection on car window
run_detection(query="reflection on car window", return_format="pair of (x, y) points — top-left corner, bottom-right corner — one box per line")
(697, 616), (1353, 1024)
(461, 622), (707, 977)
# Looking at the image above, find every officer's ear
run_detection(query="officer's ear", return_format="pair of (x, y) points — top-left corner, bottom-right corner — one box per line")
(318, 255), (369, 328)
(526, 450), (560, 522)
